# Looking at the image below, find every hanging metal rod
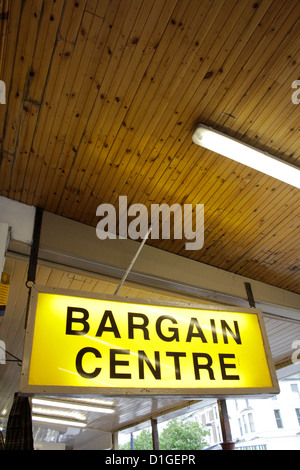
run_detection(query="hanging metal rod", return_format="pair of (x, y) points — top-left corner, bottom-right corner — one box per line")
(114, 225), (152, 296)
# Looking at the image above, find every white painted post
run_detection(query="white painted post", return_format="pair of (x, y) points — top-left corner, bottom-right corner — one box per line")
(0, 223), (9, 279)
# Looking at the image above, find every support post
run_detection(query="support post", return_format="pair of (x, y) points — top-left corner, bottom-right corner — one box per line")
(112, 432), (118, 450)
(130, 432), (134, 450)
(151, 418), (159, 450)
(217, 399), (235, 450)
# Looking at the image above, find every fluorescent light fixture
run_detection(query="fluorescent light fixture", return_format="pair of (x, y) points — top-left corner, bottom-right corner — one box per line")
(192, 125), (300, 189)
(32, 405), (85, 422)
(32, 398), (115, 414)
(69, 397), (115, 407)
(32, 415), (87, 428)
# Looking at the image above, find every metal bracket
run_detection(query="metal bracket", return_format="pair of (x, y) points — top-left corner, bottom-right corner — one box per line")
(24, 207), (43, 328)
(244, 282), (256, 308)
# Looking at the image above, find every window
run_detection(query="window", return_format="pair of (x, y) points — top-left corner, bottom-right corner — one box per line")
(296, 409), (300, 426)
(238, 418), (243, 436)
(216, 423), (222, 442)
(240, 413), (255, 434)
(274, 409), (283, 429)
(248, 413), (255, 432)
(291, 384), (300, 398)
(211, 423), (217, 443)
(242, 414), (248, 433)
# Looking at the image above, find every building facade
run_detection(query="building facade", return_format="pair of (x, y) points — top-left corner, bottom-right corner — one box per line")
(196, 374), (300, 450)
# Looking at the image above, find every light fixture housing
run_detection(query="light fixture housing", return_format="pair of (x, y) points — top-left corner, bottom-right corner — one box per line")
(32, 398), (115, 414)
(192, 125), (300, 189)
(32, 415), (87, 428)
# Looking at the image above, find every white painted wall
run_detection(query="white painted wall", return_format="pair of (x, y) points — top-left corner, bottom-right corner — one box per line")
(71, 429), (112, 450)
(0, 196), (35, 244)
(0, 223), (9, 278)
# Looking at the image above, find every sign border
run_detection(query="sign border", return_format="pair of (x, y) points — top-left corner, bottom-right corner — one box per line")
(20, 285), (280, 398)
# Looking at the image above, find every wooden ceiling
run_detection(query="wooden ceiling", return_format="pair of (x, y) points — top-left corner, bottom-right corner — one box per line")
(0, 0), (300, 294)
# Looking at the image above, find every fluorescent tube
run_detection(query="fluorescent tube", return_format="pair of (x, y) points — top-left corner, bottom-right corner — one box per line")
(32, 398), (115, 414)
(32, 415), (87, 428)
(192, 125), (300, 189)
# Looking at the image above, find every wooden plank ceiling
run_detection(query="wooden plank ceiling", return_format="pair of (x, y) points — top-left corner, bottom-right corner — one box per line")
(0, 0), (299, 294)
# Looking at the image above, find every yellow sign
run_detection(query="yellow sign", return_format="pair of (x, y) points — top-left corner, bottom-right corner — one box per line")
(21, 288), (279, 396)
(0, 272), (10, 317)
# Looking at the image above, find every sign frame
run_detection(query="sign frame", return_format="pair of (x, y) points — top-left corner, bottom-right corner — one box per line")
(20, 285), (279, 398)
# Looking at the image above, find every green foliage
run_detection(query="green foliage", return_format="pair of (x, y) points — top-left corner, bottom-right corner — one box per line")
(119, 418), (209, 451)
(120, 429), (152, 450)
(159, 418), (209, 450)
